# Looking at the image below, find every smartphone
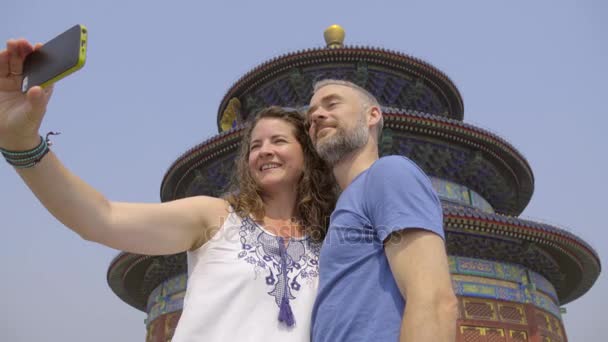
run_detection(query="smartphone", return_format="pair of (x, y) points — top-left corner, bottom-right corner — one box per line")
(21, 24), (88, 93)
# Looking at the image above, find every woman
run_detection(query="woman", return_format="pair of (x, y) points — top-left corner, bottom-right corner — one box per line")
(0, 39), (336, 341)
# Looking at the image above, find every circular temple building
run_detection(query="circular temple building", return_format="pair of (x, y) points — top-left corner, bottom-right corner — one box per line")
(107, 26), (601, 342)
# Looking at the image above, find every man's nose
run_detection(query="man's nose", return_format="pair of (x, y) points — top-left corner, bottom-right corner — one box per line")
(310, 108), (328, 124)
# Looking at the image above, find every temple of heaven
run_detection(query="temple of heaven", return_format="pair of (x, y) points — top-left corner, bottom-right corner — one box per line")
(107, 25), (601, 342)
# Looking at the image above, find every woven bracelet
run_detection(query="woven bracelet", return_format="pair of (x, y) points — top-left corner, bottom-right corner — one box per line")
(0, 132), (60, 169)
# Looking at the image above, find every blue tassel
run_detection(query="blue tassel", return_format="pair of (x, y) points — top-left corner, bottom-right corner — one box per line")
(277, 237), (295, 327)
(278, 296), (295, 326)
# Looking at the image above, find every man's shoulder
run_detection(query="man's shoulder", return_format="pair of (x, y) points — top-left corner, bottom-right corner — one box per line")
(369, 155), (425, 176)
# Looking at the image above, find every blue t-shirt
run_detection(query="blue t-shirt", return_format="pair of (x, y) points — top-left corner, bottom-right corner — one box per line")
(311, 156), (444, 342)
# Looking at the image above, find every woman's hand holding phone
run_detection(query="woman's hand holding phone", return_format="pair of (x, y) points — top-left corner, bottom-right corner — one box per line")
(0, 39), (52, 152)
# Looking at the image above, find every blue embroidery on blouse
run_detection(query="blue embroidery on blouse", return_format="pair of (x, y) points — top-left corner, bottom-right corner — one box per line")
(238, 216), (320, 308)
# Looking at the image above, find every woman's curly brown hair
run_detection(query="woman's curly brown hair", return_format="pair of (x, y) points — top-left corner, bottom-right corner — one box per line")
(224, 106), (337, 241)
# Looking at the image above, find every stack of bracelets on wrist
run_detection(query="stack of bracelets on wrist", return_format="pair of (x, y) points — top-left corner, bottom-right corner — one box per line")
(0, 132), (60, 169)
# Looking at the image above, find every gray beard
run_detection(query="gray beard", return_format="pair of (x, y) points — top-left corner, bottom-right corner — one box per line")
(315, 118), (369, 166)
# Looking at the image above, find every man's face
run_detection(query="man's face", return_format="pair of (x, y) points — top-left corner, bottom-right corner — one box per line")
(307, 84), (369, 165)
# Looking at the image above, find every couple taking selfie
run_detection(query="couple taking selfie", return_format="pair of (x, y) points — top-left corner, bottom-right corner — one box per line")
(1, 39), (457, 341)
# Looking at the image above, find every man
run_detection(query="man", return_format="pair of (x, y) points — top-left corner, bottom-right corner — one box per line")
(307, 79), (458, 342)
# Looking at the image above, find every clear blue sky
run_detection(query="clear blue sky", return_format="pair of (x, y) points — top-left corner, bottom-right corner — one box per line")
(1, 0), (606, 341)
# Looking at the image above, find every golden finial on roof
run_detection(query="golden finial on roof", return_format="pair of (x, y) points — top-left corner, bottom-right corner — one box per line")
(324, 24), (345, 48)
(220, 97), (241, 132)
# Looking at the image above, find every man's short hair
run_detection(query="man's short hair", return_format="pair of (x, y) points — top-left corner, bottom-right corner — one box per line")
(313, 79), (384, 137)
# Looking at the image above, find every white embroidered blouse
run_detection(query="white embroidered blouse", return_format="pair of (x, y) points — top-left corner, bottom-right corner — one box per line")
(171, 211), (320, 342)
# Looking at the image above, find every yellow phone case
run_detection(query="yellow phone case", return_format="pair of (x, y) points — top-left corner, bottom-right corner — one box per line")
(22, 24), (88, 92)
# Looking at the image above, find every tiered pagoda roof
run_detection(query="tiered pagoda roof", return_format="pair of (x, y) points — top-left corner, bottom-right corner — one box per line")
(108, 25), (600, 315)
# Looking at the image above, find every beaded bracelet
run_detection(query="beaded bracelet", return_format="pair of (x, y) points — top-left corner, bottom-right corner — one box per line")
(0, 132), (60, 169)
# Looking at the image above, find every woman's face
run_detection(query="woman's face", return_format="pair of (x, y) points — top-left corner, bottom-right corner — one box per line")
(248, 118), (305, 194)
